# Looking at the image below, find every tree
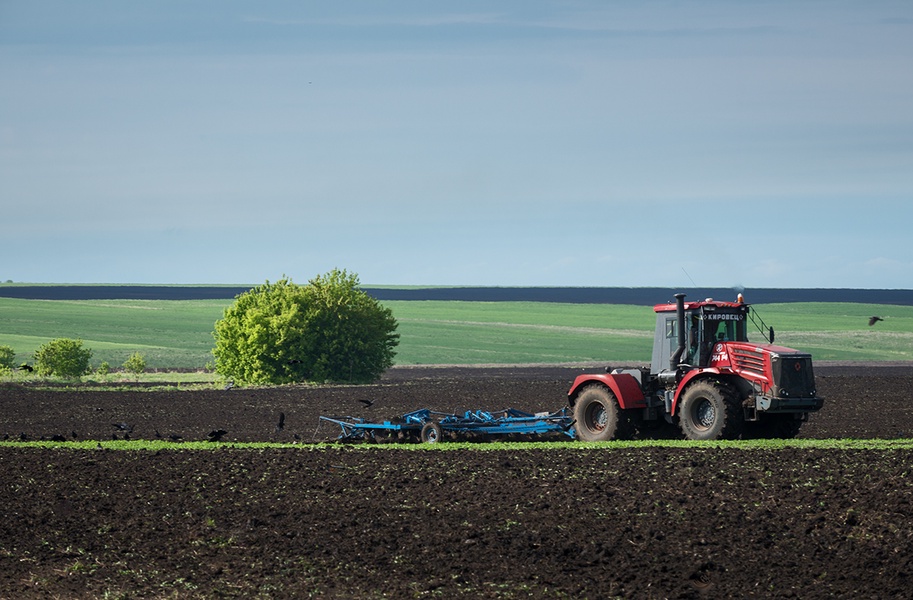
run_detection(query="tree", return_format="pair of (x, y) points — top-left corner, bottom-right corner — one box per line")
(212, 269), (399, 385)
(123, 352), (147, 378)
(34, 338), (92, 378)
(0, 345), (14, 369)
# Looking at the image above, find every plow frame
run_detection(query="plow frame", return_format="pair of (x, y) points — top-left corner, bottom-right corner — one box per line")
(319, 407), (575, 443)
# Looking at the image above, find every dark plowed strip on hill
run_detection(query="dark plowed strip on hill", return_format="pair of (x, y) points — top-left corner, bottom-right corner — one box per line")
(3, 285), (913, 304)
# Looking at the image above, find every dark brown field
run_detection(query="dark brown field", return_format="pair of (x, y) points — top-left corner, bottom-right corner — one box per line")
(2, 364), (912, 598)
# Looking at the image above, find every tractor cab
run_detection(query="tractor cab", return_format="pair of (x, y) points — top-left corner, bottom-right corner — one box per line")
(650, 297), (749, 374)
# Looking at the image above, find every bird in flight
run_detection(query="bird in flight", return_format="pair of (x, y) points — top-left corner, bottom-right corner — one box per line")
(868, 316), (884, 326)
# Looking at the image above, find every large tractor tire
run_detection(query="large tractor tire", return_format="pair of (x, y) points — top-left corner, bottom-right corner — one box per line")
(573, 384), (631, 441)
(678, 380), (744, 441)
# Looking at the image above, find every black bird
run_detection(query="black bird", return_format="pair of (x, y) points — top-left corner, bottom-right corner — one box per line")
(168, 433), (183, 442)
(275, 412), (285, 433)
(19, 432), (29, 441)
(18, 363), (33, 372)
(71, 431), (78, 439)
(358, 399), (375, 408)
(50, 434), (66, 442)
(207, 429), (228, 442)
(113, 422), (134, 433)
(868, 316), (884, 326)
(154, 429), (162, 438)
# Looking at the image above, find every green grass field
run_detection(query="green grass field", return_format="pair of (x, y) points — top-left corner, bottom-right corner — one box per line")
(1, 297), (912, 371)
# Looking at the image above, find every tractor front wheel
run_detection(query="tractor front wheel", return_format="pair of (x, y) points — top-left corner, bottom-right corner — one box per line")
(573, 384), (629, 441)
(678, 380), (743, 441)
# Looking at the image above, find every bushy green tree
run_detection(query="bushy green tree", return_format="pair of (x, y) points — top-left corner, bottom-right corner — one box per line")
(0, 344), (15, 369)
(213, 269), (399, 384)
(123, 352), (146, 377)
(34, 338), (92, 378)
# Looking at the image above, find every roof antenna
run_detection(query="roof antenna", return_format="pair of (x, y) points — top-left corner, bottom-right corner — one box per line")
(681, 267), (697, 288)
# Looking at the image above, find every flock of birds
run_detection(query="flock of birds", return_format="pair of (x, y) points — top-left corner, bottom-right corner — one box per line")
(6, 395), (379, 444)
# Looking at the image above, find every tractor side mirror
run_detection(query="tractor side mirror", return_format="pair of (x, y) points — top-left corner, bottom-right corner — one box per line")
(769, 327), (775, 344)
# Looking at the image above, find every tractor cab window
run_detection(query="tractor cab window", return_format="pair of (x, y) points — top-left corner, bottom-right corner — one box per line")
(702, 310), (748, 343)
(691, 308), (748, 365)
(710, 320), (734, 341)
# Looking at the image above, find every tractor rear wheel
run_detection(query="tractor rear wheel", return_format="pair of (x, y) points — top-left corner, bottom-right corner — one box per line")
(573, 384), (630, 441)
(678, 380), (743, 441)
(420, 421), (443, 444)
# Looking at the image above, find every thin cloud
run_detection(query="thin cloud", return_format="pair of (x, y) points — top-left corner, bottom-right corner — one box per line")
(241, 13), (505, 28)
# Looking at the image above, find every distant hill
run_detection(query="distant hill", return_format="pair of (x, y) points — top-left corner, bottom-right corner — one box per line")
(1, 285), (912, 305)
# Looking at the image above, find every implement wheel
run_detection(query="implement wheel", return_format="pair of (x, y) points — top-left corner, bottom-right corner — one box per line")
(678, 380), (743, 441)
(573, 384), (626, 441)
(420, 421), (443, 444)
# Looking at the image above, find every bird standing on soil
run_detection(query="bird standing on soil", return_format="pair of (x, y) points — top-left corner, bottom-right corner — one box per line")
(358, 399), (375, 408)
(207, 429), (228, 442)
(868, 316), (884, 326)
(18, 363), (33, 372)
(275, 412), (285, 434)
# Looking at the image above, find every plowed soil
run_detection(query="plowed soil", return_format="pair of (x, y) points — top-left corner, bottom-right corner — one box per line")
(2, 364), (913, 598)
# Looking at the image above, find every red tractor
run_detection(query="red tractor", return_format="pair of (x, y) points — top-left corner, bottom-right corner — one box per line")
(569, 293), (824, 441)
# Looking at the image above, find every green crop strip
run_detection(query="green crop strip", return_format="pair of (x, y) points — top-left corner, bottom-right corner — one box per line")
(3, 438), (913, 451)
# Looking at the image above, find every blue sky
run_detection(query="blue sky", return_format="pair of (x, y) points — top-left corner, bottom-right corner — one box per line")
(2, 1), (911, 288)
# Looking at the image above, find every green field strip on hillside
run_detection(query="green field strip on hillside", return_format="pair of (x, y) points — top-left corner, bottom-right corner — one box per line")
(754, 302), (913, 332)
(775, 330), (913, 361)
(3, 297), (913, 368)
(393, 319), (651, 364)
(0, 297), (228, 368)
(383, 300), (655, 328)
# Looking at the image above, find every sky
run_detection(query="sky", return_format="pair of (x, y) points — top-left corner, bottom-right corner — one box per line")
(1, 1), (912, 288)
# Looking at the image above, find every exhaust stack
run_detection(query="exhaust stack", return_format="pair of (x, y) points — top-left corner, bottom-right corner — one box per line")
(669, 293), (687, 370)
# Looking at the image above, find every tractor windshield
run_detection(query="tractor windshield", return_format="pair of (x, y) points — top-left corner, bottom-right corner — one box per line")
(702, 309), (748, 342)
